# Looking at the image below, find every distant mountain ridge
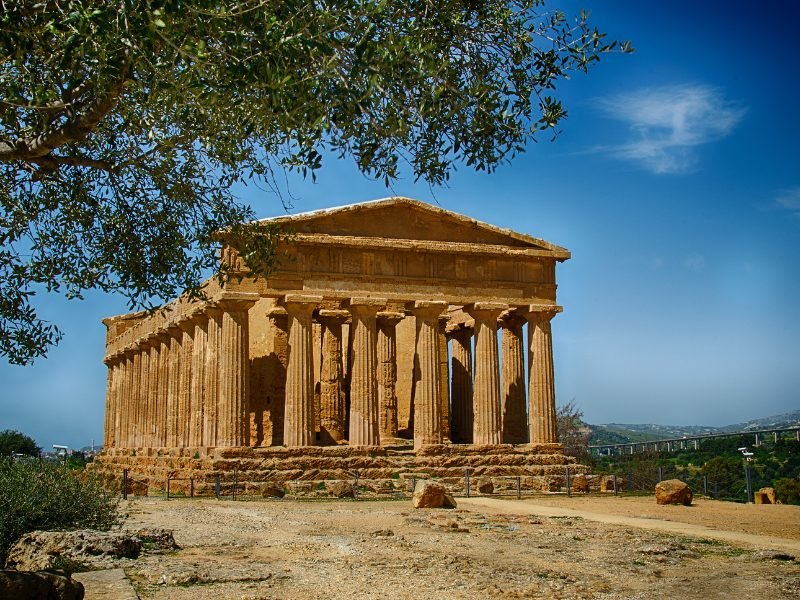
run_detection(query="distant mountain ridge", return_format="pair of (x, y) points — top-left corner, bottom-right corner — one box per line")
(588, 410), (800, 445)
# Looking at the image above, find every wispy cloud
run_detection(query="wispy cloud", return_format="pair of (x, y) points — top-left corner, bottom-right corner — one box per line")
(593, 84), (746, 174)
(775, 187), (800, 217)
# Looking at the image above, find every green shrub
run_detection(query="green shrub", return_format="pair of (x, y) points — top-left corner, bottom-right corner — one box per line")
(774, 477), (800, 505)
(0, 459), (120, 565)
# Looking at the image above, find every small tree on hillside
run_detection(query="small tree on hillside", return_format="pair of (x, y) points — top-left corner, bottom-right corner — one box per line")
(556, 400), (591, 461)
(0, 429), (41, 457)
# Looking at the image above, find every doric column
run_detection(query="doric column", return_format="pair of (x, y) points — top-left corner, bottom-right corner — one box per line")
(412, 301), (447, 449)
(189, 315), (208, 447)
(500, 312), (528, 444)
(203, 308), (222, 447)
(155, 334), (170, 447)
(347, 298), (385, 446)
(217, 297), (255, 447)
(103, 359), (114, 449)
(118, 352), (131, 448)
(136, 346), (148, 447)
(265, 307), (289, 446)
(166, 324), (182, 448)
(177, 320), (194, 448)
(438, 316), (451, 442)
(145, 335), (161, 448)
(526, 308), (559, 444)
(318, 309), (348, 444)
(283, 295), (321, 447)
(465, 302), (507, 445)
(449, 325), (474, 444)
(377, 311), (403, 442)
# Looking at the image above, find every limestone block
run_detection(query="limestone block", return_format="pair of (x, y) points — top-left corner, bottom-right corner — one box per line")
(327, 480), (356, 498)
(754, 487), (776, 504)
(413, 480), (457, 509)
(655, 479), (693, 506)
(260, 483), (286, 498)
(570, 473), (589, 493)
(476, 478), (494, 494)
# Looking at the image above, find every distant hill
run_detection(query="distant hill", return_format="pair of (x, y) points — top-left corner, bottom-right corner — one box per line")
(588, 410), (800, 445)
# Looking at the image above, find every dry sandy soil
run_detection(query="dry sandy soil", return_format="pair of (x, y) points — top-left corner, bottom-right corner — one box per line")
(119, 494), (800, 600)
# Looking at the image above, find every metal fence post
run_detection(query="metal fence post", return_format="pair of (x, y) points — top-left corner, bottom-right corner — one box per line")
(215, 474), (221, 499)
(464, 468), (470, 498)
(516, 477), (521, 499)
(190, 477), (194, 498)
(354, 469), (360, 499)
(411, 477), (416, 495)
(166, 477), (170, 500)
(613, 474), (618, 496)
(566, 466), (571, 497)
(658, 466), (663, 483)
(703, 475), (708, 497)
(233, 468), (238, 501)
(744, 461), (753, 503)
(122, 469), (128, 500)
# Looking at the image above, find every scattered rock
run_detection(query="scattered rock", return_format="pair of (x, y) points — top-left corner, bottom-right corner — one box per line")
(327, 481), (356, 498)
(413, 481), (457, 509)
(655, 479), (693, 506)
(6, 530), (142, 571)
(260, 483), (286, 498)
(477, 478), (494, 494)
(129, 528), (180, 551)
(753, 550), (795, 561)
(371, 529), (394, 537)
(754, 487), (776, 505)
(0, 569), (84, 600)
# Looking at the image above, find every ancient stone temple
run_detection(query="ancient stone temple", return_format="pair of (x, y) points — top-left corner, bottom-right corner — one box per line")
(92, 198), (584, 495)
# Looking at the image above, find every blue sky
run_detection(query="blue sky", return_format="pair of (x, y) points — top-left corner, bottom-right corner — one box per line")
(2, 1), (799, 449)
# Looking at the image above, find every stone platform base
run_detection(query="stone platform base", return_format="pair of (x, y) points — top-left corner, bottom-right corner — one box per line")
(89, 443), (588, 497)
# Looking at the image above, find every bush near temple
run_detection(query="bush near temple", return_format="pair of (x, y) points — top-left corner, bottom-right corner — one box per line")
(0, 459), (120, 564)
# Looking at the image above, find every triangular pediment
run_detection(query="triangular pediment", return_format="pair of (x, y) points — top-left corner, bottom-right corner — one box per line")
(257, 197), (568, 257)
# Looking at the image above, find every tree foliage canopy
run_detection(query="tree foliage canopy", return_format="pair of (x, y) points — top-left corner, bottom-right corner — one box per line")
(0, 0), (629, 364)
(0, 429), (41, 457)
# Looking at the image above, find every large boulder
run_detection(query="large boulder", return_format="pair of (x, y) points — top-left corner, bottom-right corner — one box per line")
(655, 479), (693, 506)
(413, 481), (457, 509)
(0, 569), (84, 600)
(754, 487), (776, 505)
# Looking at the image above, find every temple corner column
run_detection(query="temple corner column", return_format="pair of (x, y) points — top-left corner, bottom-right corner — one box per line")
(525, 306), (561, 445)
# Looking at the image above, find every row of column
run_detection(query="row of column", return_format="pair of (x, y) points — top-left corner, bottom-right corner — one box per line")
(103, 299), (253, 449)
(279, 297), (559, 450)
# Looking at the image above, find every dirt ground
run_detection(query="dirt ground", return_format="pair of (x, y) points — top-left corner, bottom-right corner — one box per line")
(119, 495), (800, 600)
(117, 497), (800, 600)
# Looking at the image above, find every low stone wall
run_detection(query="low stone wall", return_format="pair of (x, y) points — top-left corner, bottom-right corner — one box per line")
(88, 444), (588, 497)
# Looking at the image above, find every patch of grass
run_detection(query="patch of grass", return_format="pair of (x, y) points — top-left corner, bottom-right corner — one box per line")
(50, 555), (94, 575)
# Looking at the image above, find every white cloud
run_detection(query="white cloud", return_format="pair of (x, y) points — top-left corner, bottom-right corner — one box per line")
(594, 84), (746, 174)
(775, 187), (800, 217)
